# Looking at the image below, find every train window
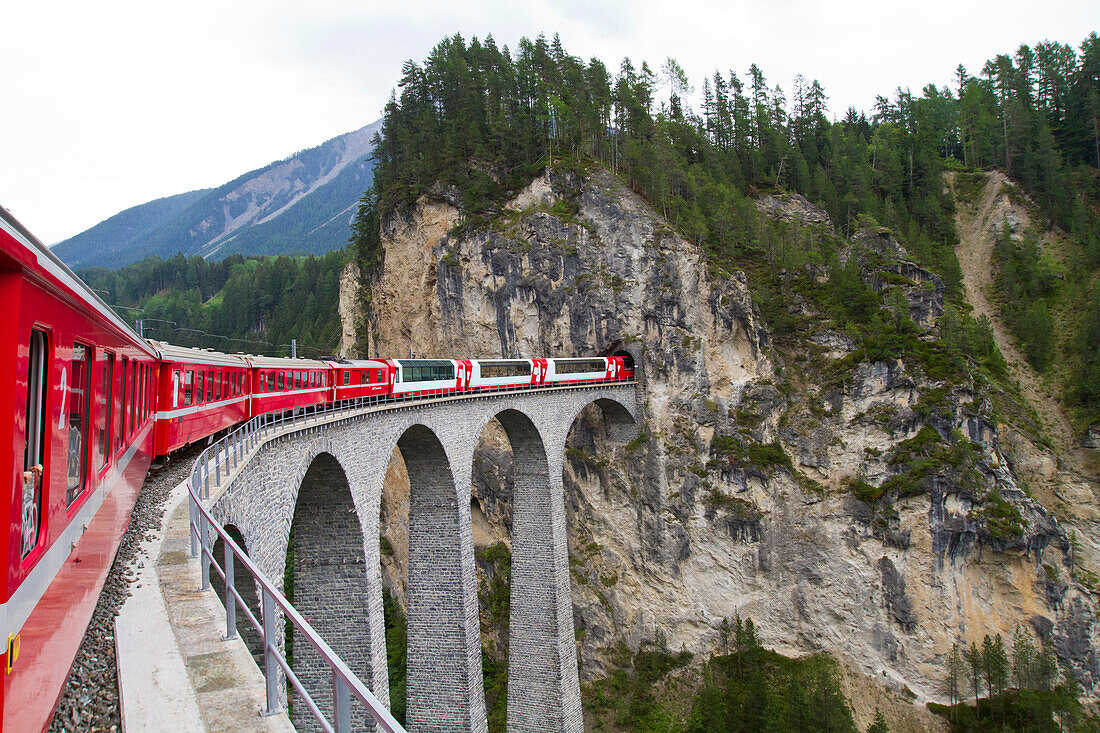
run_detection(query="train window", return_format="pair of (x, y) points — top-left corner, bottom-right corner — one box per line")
(342, 371), (350, 386)
(129, 366), (136, 435)
(480, 361), (531, 379)
(117, 359), (128, 449)
(123, 365), (129, 436)
(66, 343), (91, 506)
(97, 353), (113, 468)
(278, 372), (285, 391)
(134, 366), (141, 427)
(21, 329), (48, 557)
(122, 365), (129, 437)
(184, 370), (193, 405)
(206, 372), (214, 401)
(196, 372), (205, 404)
(554, 359), (606, 375)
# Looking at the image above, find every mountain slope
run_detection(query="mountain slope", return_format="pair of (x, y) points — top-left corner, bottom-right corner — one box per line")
(50, 189), (211, 266)
(53, 120), (381, 268)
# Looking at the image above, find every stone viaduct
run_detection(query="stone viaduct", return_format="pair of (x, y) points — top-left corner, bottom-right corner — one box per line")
(201, 383), (638, 733)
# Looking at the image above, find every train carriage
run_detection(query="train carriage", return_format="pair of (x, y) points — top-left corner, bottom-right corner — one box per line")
(151, 342), (252, 456)
(389, 359), (460, 398)
(467, 359), (535, 390)
(1, 207), (158, 733)
(327, 359), (392, 403)
(245, 355), (331, 417)
(545, 356), (610, 384)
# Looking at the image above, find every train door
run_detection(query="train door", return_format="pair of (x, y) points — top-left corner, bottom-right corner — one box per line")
(455, 360), (471, 390)
(95, 352), (113, 472)
(605, 358), (616, 380)
(116, 358), (127, 452)
(20, 329), (48, 559)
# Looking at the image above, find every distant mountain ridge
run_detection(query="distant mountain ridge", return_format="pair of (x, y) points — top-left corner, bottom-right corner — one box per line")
(53, 120), (381, 268)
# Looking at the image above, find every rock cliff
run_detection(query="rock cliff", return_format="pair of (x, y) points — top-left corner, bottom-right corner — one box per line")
(344, 169), (1099, 721)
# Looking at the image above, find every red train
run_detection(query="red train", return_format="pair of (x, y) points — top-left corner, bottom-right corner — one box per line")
(0, 205), (634, 732)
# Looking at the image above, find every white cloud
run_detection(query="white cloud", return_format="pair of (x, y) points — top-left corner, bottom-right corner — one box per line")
(2, 0), (1097, 243)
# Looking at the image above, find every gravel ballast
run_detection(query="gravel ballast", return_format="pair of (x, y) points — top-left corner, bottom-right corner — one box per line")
(48, 447), (201, 733)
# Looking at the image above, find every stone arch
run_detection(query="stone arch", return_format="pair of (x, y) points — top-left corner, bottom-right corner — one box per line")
(289, 451), (373, 732)
(397, 423), (487, 733)
(210, 523), (264, 665)
(477, 408), (583, 733)
(566, 395), (639, 445)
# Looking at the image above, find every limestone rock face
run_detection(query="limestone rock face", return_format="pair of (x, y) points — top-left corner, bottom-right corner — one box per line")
(352, 170), (1099, 710)
(754, 193), (832, 226)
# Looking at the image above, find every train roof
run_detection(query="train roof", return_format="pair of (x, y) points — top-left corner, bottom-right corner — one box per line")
(147, 341), (251, 368)
(245, 354), (330, 369)
(330, 359), (390, 368)
(0, 206), (157, 358)
(551, 356), (607, 361)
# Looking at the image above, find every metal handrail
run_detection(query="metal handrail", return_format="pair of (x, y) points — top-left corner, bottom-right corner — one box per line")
(186, 375), (637, 731)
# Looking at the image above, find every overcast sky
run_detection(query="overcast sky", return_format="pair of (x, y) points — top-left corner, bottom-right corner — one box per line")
(4, 1), (1097, 245)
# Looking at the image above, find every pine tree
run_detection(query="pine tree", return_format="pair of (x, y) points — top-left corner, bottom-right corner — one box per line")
(966, 642), (983, 707)
(945, 642), (965, 720)
(866, 708), (889, 733)
(1012, 624), (1038, 691)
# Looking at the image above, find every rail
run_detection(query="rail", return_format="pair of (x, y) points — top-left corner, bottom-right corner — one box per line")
(186, 377), (636, 732)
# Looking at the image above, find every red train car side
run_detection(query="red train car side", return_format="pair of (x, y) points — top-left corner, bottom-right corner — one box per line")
(328, 359), (392, 402)
(1, 208), (158, 733)
(152, 342), (252, 456)
(246, 355), (331, 417)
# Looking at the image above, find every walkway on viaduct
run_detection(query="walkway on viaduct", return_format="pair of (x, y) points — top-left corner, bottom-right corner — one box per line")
(197, 383), (638, 733)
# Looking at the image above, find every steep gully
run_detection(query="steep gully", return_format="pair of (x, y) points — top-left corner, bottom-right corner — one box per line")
(948, 170), (1100, 559)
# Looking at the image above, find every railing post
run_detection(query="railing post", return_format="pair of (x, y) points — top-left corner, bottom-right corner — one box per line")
(199, 516), (210, 591)
(188, 488), (198, 558)
(333, 673), (351, 732)
(224, 540), (237, 640)
(262, 588), (280, 716)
